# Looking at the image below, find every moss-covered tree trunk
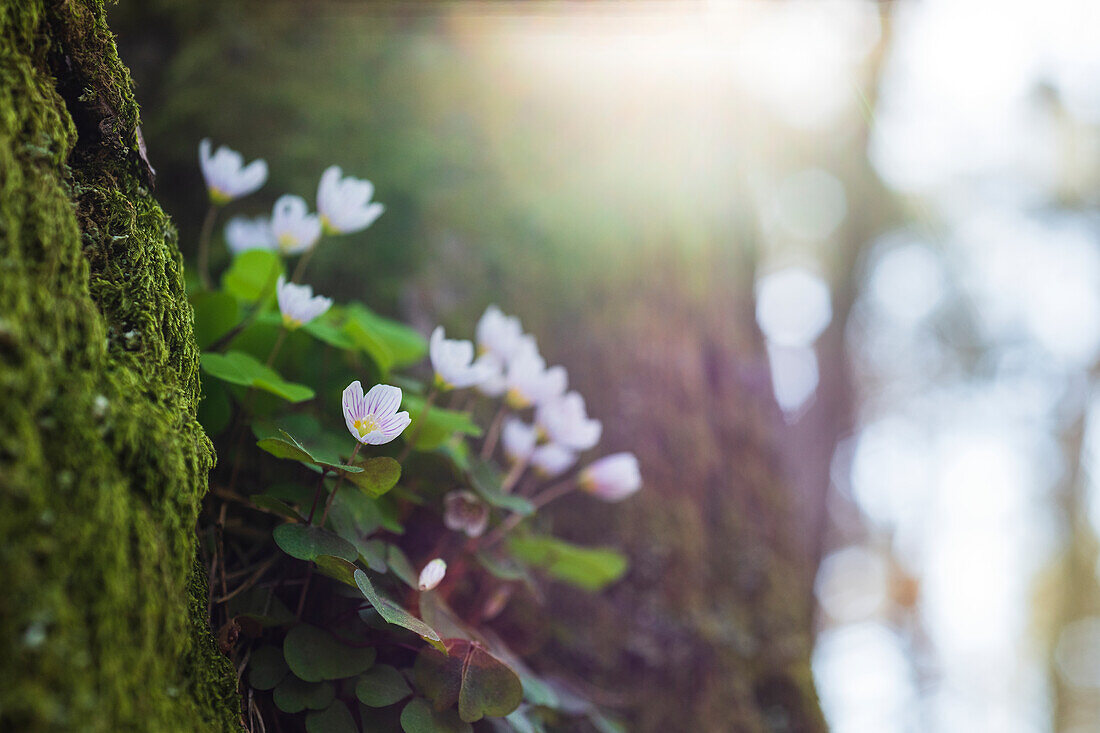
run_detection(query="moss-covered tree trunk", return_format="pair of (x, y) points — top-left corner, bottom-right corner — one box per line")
(0, 2), (240, 730)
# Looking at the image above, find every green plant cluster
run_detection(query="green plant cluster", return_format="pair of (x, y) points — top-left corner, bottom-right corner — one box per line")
(196, 170), (631, 733)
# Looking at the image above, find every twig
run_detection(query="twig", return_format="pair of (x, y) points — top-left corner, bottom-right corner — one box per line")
(398, 385), (438, 463)
(479, 404), (507, 460)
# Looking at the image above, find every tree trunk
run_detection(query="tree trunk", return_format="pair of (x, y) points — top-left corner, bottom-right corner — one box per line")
(0, 2), (241, 730)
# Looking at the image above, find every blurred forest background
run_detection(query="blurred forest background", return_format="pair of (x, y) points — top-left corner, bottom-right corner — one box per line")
(110, 1), (1100, 731)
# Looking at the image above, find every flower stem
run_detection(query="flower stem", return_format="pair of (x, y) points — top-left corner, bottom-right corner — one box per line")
(197, 204), (219, 290)
(500, 458), (528, 494)
(398, 385), (438, 463)
(290, 244), (318, 283)
(318, 442), (361, 527)
(265, 327), (288, 367)
(480, 477), (575, 549)
(479, 404), (507, 460)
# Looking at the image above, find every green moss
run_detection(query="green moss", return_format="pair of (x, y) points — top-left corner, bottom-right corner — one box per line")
(0, 1), (240, 730)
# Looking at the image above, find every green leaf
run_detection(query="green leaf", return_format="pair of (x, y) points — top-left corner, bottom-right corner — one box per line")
(404, 396), (482, 451)
(306, 701), (358, 733)
(313, 554), (361, 588)
(201, 351), (314, 402)
(304, 317), (357, 350)
(400, 698), (473, 733)
(507, 535), (628, 592)
(468, 460), (535, 516)
(353, 570), (443, 650)
(474, 551), (534, 585)
(223, 249), (283, 303)
(283, 624), (377, 682)
(257, 430), (364, 473)
(247, 645), (288, 691)
(273, 524), (358, 563)
(346, 456), (401, 498)
(251, 494), (305, 522)
(190, 291), (240, 350)
(356, 664), (413, 707)
(359, 539), (389, 573)
(386, 545), (419, 588)
(345, 302), (427, 371)
(273, 675), (335, 713)
(414, 640), (524, 723)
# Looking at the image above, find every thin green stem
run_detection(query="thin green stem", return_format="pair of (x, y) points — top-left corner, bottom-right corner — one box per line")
(290, 244), (318, 283)
(197, 204), (219, 290)
(318, 442), (361, 527)
(480, 477), (576, 549)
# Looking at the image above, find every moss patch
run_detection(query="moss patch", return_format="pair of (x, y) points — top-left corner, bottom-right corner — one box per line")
(0, 1), (240, 730)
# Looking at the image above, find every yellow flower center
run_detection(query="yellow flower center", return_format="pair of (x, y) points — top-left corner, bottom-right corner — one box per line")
(208, 187), (231, 206)
(277, 233), (297, 253)
(282, 313), (302, 330)
(353, 416), (380, 438)
(505, 388), (530, 410)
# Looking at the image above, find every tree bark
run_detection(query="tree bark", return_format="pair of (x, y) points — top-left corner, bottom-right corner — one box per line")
(0, 2), (241, 730)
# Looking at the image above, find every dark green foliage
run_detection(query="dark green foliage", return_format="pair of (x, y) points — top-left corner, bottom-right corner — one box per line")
(0, 1), (240, 729)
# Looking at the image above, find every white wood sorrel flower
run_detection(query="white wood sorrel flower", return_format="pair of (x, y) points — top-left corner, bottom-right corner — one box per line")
(429, 326), (499, 390)
(579, 452), (642, 502)
(501, 418), (538, 464)
(530, 442), (577, 478)
(342, 381), (412, 445)
(443, 491), (489, 538)
(225, 216), (275, 255)
(536, 391), (602, 451)
(317, 166), (385, 235)
(418, 558), (447, 591)
(271, 195), (322, 255)
(504, 340), (567, 409)
(476, 305), (525, 362)
(199, 139), (267, 205)
(276, 276), (332, 329)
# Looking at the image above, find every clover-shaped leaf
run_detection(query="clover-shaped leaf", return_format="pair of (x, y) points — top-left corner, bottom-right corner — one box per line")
(414, 639), (523, 723)
(247, 645), (288, 691)
(306, 700), (358, 733)
(283, 624), (376, 682)
(356, 664), (413, 707)
(346, 456), (401, 498)
(257, 430), (364, 474)
(399, 698), (473, 733)
(274, 524), (358, 563)
(353, 570), (444, 651)
(201, 351), (314, 402)
(468, 460), (534, 516)
(273, 675), (335, 713)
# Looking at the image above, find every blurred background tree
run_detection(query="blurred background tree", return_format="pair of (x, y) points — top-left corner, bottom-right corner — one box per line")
(106, 1), (1100, 731)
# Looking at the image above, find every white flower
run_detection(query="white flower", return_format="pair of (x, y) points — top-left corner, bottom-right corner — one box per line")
(224, 216), (275, 255)
(271, 195), (322, 255)
(276, 276), (332, 329)
(501, 418), (538, 463)
(429, 326), (500, 390)
(199, 139), (267, 204)
(476, 305), (525, 362)
(536, 391), (602, 451)
(530, 443), (577, 478)
(342, 381), (412, 445)
(317, 165), (385, 235)
(443, 491), (489, 538)
(505, 341), (567, 409)
(475, 353), (508, 397)
(418, 558), (447, 591)
(579, 453), (641, 502)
